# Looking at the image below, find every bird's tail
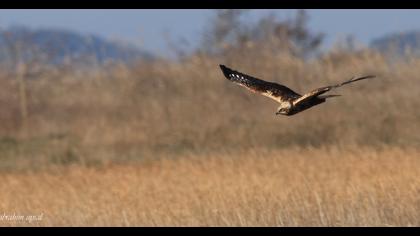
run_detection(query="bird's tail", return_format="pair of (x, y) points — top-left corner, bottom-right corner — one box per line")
(318, 94), (341, 99)
(333, 75), (376, 88)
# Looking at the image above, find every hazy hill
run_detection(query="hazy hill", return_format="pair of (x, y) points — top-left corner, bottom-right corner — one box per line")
(0, 26), (153, 65)
(370, 31), (420, 56)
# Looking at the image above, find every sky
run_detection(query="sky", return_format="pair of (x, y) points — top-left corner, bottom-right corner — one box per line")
(1, 9), (420, 56)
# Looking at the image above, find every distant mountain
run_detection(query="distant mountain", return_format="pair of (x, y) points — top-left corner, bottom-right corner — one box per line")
(0, 26), (153, 65)
(370, 31), (420, 56)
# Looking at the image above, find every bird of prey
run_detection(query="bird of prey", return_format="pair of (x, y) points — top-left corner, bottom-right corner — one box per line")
(219, 64), (376, 116)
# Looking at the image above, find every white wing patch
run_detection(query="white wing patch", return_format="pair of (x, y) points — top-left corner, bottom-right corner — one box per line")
(230, 74), (241, 79)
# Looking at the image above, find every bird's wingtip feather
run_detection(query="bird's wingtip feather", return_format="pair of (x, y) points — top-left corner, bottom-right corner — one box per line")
(219, 64), (232, 79)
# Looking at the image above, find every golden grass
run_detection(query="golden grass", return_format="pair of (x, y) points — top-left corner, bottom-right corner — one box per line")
(0, 48), (419, 226)
(0, 50), (419, 169)
(0, 147), (419, 226)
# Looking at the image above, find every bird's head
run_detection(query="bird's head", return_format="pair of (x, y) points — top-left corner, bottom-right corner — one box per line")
(276, 102), (292, 116)
(275, 108), (289, 115)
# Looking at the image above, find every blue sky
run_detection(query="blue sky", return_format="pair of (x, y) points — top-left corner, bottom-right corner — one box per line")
(1, 9), (420, 56)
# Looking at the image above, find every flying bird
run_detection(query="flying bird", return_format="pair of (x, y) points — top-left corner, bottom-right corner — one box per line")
(219, 64), (376, 116)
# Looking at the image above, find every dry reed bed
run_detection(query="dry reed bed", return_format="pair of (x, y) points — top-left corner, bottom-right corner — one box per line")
(0, 50), (419, 226)
(0, 147), (419, 226)
(0, 50), (419, 171)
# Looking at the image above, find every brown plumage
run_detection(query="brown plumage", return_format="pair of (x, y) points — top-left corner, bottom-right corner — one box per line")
(219, 64), (376, 116)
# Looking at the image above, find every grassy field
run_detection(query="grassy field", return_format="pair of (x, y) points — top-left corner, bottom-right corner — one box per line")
(0, 48), (419, 226)
(0, 147), (419, 226)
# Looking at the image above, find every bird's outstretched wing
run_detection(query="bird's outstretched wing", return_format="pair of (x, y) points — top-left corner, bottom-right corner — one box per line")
(219, 65), (301, 103)
(293, 75), (376, 106)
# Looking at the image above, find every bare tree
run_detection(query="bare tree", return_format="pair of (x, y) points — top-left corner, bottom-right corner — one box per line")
(287, 10), (324, 58)
(0, 27), (56, 136)
(200, 9), (249, 54)
(199, 10), (324, 59)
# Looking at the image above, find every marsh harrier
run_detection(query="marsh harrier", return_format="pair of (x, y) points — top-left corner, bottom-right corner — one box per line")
(219, 64), (375, 116)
